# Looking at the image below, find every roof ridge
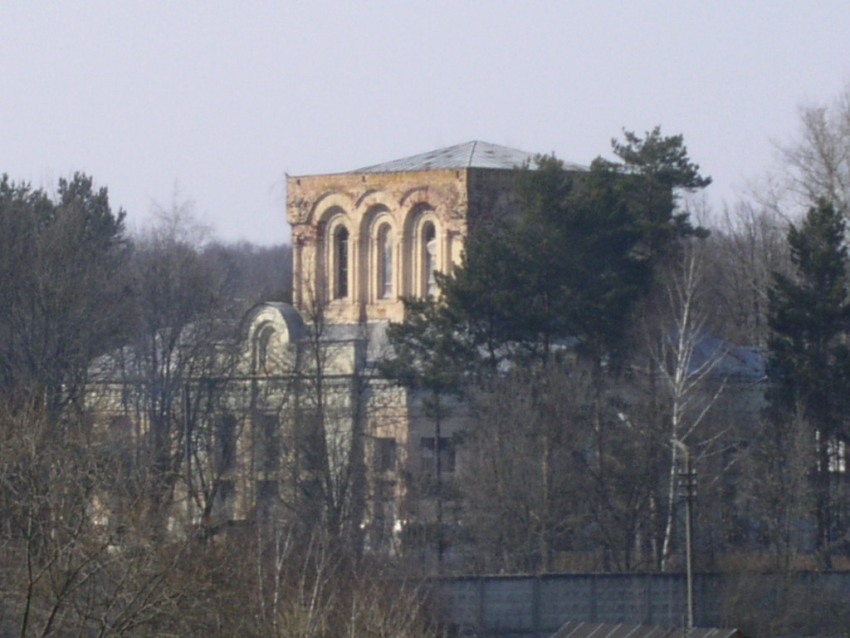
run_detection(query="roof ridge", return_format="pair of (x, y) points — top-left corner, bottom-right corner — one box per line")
(467, 141), (477, 168)
(351, 140), (553, 173)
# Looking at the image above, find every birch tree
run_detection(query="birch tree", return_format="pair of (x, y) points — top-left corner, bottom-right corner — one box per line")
(646, 241), (727, 570)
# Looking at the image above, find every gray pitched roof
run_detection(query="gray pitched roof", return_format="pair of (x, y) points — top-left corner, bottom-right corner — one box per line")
(352, 140), (585, 174)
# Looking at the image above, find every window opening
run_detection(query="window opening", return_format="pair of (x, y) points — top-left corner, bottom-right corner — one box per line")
(379, 224), (393, 299)
(256, 413), (280, 473)
(423, 223), (437, 297)
(216, 414), (237, 473)
(334, 226), (349, 299)
(374, 437), (397, 472)
(256, 324), (275, 373)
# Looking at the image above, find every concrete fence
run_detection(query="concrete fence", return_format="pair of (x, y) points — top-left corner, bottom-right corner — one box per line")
(434, 571), (850, 637)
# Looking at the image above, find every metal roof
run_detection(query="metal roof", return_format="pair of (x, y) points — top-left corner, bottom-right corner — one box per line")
(351, 140), (585, 174)
(692, 337), (766, 383)
(551, 621), (745, 638)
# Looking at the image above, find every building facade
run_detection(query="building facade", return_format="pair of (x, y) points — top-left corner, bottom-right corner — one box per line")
(280, 142), (556, 551)
(287, 141), (585, 323)
(91, 141), (575, 553)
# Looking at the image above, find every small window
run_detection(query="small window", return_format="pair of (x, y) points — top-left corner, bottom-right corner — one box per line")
(374, 437), (397, 472)
(829, 438), (847, 474)
(216, 414), (237, 473)
(255, 324), (275, 373)
(334, 226), (349, 299)
(109, 416), (134, 475)
(378, 224), (394, 300)
(214, 479), (235, 516)
(423, 222), (437, 298)
(255, 413), (280, 473)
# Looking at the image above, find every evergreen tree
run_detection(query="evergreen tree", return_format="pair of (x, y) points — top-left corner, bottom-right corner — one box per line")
(383, 130), (710, 570)
(442, 153), (646, 368)
(768, 198), (850, 564)
(442, 128), (711, 370)
(607, 126), (711, 259)
(379, 297), (476, 566)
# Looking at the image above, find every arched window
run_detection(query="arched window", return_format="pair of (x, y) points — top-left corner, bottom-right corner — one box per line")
(255, 323), (276, 373)
(423, 222), (437, 298)
(378, 223), (394, 299)
(334, 226), (349, 299)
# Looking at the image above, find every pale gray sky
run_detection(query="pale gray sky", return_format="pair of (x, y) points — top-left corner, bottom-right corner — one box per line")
(3, 1), (850, 245)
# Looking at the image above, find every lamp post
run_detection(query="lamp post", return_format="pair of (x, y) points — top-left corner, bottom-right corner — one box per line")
(672, 438), (694, 632)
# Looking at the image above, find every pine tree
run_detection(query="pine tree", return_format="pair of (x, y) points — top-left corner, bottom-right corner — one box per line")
(383, 131), (711, 570)
(442, 134), (706, 370)
(768, 199), (850, 565)
(379, 297), (476, 567)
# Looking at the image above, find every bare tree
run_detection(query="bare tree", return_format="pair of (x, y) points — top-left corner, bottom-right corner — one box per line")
(778, 86), (850, 214)
(112, 206), (241, 535)
(0, 400), (214, 637)
(459, 365), (592, 573)
(641, 241), (728, 570)
(743, 406), (815, 571)
(703, 202), (790, 346)
(0, 174), (128, 418)
(246, 523), (445, 637)
(202, 241), (293, 309)
(291, 283), (369, 549)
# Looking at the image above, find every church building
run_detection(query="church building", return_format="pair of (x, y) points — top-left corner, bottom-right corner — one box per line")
(286, 141), (583, 323)
(268, 141), (583, 552)
(92, 141), (586, 555)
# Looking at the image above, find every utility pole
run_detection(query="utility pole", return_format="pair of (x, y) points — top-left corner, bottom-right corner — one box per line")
(184, 382), (193, 524)
(433, 394), (444, 569)
(672, 438), (695, 632)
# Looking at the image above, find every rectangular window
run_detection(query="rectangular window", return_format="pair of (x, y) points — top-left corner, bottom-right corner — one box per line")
(380, 228), (393, 299)
(214, 479), (235, 518)
(338, 243), (348, 297)
(335, 227), (349, 299)
(374, 437), (397, 472)
(829, 437), (847, 474)
(255, 412), (280, 473)
(216, 414), (237, 473)
(109, 415), (134, 475)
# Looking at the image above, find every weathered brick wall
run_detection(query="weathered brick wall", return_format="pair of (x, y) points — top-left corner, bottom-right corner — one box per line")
(287, 169), (469, 323)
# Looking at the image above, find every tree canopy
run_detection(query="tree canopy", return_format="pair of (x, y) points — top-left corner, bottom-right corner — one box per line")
(768, 198), (850, 422)
(0, 174), (128, 415)
(428, 128), (712, 372)
(767, 199), (850, 563)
